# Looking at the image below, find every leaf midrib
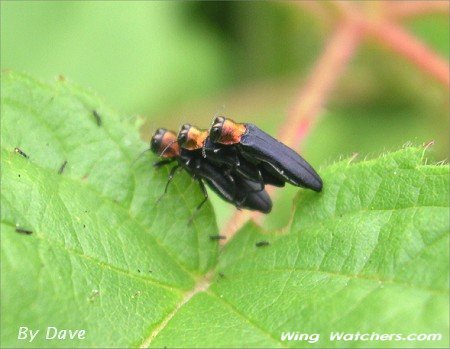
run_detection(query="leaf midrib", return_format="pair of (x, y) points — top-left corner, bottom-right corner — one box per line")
(214, 260), (449, 296)
(4, 88), (214, 274)
(292, 204), (448, 231)
(1, 219), (184, 292)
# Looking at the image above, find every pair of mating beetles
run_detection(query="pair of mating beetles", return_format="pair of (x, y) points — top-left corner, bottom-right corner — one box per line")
(150, 116), (322, 222)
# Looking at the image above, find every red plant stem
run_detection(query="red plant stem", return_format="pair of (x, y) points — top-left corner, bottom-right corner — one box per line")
(221, 20), (363, 240)
(361, 18), (450, 88)
(221, 0), (449, 241)
(334, 1), (450, 88)
(282, 21), (363, 148)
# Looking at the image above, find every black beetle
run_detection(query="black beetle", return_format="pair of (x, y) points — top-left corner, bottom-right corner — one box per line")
(150, 128), (272, 222)
(178, 124), (285, 190)
(208, 116), (323, 191)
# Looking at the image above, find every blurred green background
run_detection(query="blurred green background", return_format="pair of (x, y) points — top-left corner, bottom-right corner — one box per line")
(2, 1), (448, 230)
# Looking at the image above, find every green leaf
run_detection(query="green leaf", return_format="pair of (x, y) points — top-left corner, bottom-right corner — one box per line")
(149, 147), (449, 348)
(1, 71), (218, 348)
(1, 72), (448, 348)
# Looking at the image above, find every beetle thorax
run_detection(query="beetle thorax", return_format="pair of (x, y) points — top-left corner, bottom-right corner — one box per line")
(184, 128), (208, 150)
(219, 119), (247, 144)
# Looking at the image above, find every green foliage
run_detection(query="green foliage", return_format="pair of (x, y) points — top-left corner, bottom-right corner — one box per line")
(0, 1), (229, 114)
(156, 147), (448, 348)
(1, 73), (448, 348)
(3, 1), (448, 232)
(1, 72), (218, 347)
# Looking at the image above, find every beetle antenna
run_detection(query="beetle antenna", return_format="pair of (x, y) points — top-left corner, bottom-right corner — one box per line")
(203, 106), (225, 158)
(214, 104), (226, 119)
(131, 148), (153, 166)
(201, 141), (207, 158)
(210, 105), (226, 127)
(159, 139), (178, 157)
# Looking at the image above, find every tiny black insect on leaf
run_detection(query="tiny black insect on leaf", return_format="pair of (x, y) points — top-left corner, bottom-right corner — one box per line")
(92, 110), (102, 126)
(88, 289), (100, 302)
(58, 160), (68, 174)
(255, 240), (269, 247)
(15, 227), (33, 235)
(209, 234), (226, 240)
(14, 147), (29, 158)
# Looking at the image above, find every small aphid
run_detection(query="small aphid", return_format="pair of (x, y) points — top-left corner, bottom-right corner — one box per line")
(15, 227), (33, 235)
(209, 234), (226, 241)
(14, 147), (29, 158)
(218, 272), (225, 278)
(255, 240), (269, 247)
(58, 160), (68, 174)
(93, 110), (102, 126)
(88, 289), (100, 302)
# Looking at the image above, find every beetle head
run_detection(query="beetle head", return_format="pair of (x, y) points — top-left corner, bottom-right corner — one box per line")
(151, 128), (180, 158)
(209, 116), (246, 145)
(178, 124), (208, 150)
(177, 124), (191, 147)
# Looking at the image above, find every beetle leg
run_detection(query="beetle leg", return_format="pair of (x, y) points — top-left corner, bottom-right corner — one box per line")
(252, 169), (265, 193)
(188, 179), (208, 225)
(153, 159), (173, 168)
(224, 169), (237, 201)
(235, 169), (265, 207)
(156, 165), (180, 203)
(234, 152), (241, 167)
